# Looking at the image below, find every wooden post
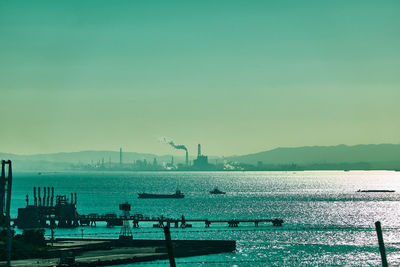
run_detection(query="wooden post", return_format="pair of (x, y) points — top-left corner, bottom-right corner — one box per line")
(375, 221), (388, 267)
(51, 227), (55, 246)
(163, 226), (176, 267)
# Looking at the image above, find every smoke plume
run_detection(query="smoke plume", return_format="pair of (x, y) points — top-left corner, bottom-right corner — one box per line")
(161, 137), (187, 152)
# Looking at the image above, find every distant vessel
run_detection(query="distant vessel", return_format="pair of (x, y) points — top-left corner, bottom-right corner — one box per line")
(138, 190), (184, 199)
(210, 187), (226, 194)
(357, 190), (395, 193)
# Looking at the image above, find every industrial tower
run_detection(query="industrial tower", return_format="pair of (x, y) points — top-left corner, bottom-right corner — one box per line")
(0, 160), (12, 227)
(1, 160), (13, 266)
(119, 202), (132, 241)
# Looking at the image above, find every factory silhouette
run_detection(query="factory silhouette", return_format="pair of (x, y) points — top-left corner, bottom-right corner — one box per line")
(78, 143), (219, 171)
(74, 141), (301, 172)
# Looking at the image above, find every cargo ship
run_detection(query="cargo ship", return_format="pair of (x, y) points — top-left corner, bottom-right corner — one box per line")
(357, 189), (395, 193)
(138, 190), (185, 199)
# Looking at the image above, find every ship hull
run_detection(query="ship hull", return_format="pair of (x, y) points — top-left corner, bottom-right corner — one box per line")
(357, 190), (395, 193)
(138, 193), (184, 199)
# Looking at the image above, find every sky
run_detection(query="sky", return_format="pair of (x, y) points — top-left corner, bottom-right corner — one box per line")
(0, 0), (399, 156)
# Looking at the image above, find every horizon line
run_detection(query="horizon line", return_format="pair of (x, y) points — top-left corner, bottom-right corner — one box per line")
(1, 142), (399, 158)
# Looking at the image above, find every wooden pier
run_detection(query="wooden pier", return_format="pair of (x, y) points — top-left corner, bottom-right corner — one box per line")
(77, 214), (284, 228)
(12, 212), (283, 229)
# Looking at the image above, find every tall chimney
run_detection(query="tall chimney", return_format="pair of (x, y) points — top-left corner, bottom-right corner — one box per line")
(38, 187), (41, 206)
(71, 193), (73, 204)
(185, 151), (189, 166)
(74, 193), (77, 205)
(0, 163), (4, 215)
(47, 187), (50, 206)
(43, 187), (46, 207)
(34, 187), (37, 206)
(51, 187), (54, 206)
(198, 144), (201, 157)
(26, 194), (29, 206)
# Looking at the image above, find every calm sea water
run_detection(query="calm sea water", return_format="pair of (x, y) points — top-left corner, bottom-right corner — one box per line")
(10, 171), (400, 266)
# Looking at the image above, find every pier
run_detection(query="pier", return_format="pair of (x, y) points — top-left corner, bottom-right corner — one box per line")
(12, 213), (283, 229)
(78, 214), (284, 228)
(12, 187), (284, 229)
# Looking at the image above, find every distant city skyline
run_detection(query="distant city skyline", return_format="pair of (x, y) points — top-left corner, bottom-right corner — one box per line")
(1, 1), (399, 155)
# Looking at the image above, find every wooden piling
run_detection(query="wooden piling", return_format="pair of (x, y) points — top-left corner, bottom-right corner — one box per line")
(163, 226), (176, 267)
(375, 221), (388, 267)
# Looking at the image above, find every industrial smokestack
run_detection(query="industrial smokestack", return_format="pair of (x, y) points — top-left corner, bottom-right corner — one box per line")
(51, 187), (54, 206)
(198, 144), (201, 157)
(163, 138), (188, 165)
(38, 187), (41, 206)
(71, 193), (73, 204)
(34, 187), (37, 206)
(43, 187), (46, 207)
(74, 193), (77, 205)
(47, 187), (50, 206)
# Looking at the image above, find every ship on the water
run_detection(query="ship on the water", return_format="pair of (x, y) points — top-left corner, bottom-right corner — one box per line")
(138, 190), (185, 199)
(357, 189), (395, 193)
(210, 187), (226, 194)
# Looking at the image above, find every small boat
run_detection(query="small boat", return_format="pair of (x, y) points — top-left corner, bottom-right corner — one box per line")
(138, 190), (184, 199)
(210, 187), (226, 194)
(357, 190), (395, 193)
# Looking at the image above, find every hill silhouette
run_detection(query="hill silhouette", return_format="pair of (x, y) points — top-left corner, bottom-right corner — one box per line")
(227, 144), (400, 169)
(1, 144), (400, 171)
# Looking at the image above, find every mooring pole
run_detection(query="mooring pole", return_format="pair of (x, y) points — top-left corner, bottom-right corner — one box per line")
(375, 221), (388, 267)
(163, 226), (176, 267)
(51, 226), (55, 246)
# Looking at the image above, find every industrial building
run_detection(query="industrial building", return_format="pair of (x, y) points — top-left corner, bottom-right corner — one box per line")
(16, 187), (79, 228)
(193, 144), (210, 170)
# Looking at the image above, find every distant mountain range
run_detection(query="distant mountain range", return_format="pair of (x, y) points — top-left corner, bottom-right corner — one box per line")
(1, 144), (399, 171)
(227, 144), (400, 170)
(0, 151), (184, 171)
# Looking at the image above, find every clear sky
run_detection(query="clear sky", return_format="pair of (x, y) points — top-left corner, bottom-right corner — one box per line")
(0, 0), (399, 156)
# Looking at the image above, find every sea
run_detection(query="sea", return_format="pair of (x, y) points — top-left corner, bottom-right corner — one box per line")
(9, 170), (400, 266)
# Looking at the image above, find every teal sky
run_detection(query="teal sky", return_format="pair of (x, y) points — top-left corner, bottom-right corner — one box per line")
(1, 0), (399, 156)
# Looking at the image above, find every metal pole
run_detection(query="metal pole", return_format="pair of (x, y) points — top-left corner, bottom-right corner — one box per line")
(375, 221), (388, 267)
(4, 161), (12, 267)
(0, 161), (5, 216)
(6, 226), (12, 267)
(163, 226), (176, 267)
